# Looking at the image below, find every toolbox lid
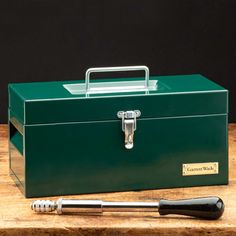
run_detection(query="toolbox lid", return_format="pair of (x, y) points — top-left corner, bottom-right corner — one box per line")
(9, 74), (228, 125)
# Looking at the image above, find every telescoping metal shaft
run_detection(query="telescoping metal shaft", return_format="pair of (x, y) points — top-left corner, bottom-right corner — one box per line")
(31, 196), (224, 220)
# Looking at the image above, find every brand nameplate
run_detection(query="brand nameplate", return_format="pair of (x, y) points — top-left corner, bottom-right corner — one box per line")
(182, 162), (219, 176)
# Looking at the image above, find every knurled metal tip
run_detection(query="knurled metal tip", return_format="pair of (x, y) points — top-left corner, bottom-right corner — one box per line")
(31, 200), (56, 213)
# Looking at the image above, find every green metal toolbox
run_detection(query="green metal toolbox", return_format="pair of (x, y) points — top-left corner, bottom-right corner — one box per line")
(8, 66), (228, 198)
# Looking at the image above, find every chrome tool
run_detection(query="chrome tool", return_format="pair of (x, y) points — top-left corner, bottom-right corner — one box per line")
(31, 196), (224, 220)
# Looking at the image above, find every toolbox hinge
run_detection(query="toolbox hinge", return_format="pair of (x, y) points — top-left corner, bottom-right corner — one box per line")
(117, 110), (141, 149)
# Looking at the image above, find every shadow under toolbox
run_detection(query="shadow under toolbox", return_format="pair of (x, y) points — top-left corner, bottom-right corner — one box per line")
(8, 66), (228, 197)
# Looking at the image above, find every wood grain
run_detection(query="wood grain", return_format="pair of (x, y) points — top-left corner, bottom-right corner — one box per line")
(0, 124), (236, 236)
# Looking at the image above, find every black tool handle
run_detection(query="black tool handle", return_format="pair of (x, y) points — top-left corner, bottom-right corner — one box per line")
(158, 196), (224, 220)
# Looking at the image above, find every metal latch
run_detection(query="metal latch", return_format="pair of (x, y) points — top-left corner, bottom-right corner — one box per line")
(117, 110), (141, 149)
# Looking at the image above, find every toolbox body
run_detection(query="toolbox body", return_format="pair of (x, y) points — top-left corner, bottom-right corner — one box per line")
(8, 67), (228, 197)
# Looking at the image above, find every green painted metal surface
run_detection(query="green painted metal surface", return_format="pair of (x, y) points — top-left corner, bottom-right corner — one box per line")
(8, 74), (228, 197)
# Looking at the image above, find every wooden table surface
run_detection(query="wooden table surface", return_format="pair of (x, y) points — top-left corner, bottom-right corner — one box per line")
(0, 124), (236, 236)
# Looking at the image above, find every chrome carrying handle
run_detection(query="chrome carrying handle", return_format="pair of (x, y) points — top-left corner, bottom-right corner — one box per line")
(85, 66), (150, 93)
